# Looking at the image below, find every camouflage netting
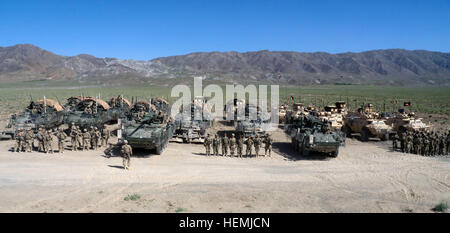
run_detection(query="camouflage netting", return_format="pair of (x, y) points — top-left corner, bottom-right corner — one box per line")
(32, 99), (64, 111)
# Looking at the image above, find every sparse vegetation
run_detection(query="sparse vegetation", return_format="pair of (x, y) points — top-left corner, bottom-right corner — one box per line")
(124, 193), (141, 201)
(175, 207), (186, 213)
(431, 201), (448, 212)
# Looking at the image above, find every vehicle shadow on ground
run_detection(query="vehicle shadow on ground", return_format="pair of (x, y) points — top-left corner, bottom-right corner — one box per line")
(108, 165), (125, 169)
(273, 142), (332, 161)
(102, 146), (157, 158)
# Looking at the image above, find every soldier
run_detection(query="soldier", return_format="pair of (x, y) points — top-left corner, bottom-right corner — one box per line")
(45, 129), (54, 154)
(70, 122), (77, 134)
(89, 126), (96, 150)
(120, 140), (132, 170)
(82, 129), (91, 151)
(204, 133), (212, 156)
(264, 133), (273, 157)
(245, 136), (253, 157)
(439, 133), (445, 156)
(94, 127), (101, 150)
(37, 128), (45, 152)
(229, 133), (236, 157)
(446, 131), (450, 155)
(76, 126), (83, 151)
(24, 129), (34, 152)
(423, 133), (430, 156)
(222, 134), (229, 156)
(253, 135), (261, 157)
(392, 133), (398, 151)
(416, 133), (422, 155)
(101, 125), (110, 147)
(212, 134), (220, 156)
(407, 132), (413, 154)
(70, 126), (78, 151)
(400, 131), (407, 153)
(56, 128), (67, 154)
(237, 135), (244, 158)
(13, 129), (24, 153)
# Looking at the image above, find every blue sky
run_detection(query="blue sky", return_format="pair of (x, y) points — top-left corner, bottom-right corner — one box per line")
(1, 0), (449, 60)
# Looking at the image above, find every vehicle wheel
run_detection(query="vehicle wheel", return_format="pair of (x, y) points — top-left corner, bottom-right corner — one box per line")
(155, 145), (163, 155)
(330, 148), (339, 158)
(343, 125), (352, 138)
(361, 129), (369, 142)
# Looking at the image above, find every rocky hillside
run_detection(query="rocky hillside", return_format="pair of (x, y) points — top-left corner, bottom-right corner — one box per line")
(1, 44), (449, 85)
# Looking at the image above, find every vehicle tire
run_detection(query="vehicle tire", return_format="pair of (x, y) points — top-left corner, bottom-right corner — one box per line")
(330, 148), (339, 158)
(155, 144), (162, 155)
(343, 125), (352, 138)
(361, 129), (369, 142)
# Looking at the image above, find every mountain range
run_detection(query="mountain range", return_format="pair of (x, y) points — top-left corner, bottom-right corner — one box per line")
(1, 44), (449, 86)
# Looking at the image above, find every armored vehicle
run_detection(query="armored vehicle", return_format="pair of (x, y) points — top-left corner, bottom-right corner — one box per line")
(278, 104), (288, 123)
(318, 102), (347, 130)
(1, 98), (65, 139)
(286, 115), (344, 157)
(343, 104), (392, 141)
(383, 110), (429, 133)
(173, 96), (211, 143)
(235, 104), (270, 139)
(118, 98), (174, 154)
(64, 97), (115, 128)
(107, 96), (132, 122)
(224, 98), (245, 125)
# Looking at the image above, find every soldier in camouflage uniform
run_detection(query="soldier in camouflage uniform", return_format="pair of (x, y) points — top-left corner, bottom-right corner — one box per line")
(70, 126), (78, 151)
(253, 135), (261, 157)
(423, 133), (430, 156)
(101, 125), (110, 147)
(204, 133), (212, 156)
(89, 126), (96, 150)
(229, 133), (236, 157)
(212, 134), (220, 156)
(82, 129), (91, 151)
(222, 134), (229, 156)
(94, 127), (101, 150)
(37, 128), (45, 152)
(400, 132), (407, 153)
(76, 127), (83, 151)
(70, 123), (77, 135)
(392, 133), (399, 151)
(407, 132), (413, 154)
(264, 133), (273, 157)
(237, 135), (244, 158)
(120, 140), (132, 170)
(438, 134), (445, 156)
(56, 128), (67, 154)
(14, 129), (24, 153)
(245, 136), (253, 157)
(24, 129), (34, 153)
(45, 129), (54, 154)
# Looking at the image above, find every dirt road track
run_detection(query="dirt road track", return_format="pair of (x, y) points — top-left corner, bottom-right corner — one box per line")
(0, 128), (448, 213)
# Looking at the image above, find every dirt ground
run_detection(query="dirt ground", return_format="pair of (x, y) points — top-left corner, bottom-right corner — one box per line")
(0, 124), (449, 213)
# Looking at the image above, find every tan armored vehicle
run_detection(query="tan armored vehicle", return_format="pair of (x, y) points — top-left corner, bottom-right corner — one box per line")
(224, 98), (245, 125)
(286, 103), (309, 124)
(384, 111), (429, 133)
(343, 104), (392, 141)
(318, 102), (347, 130)
(278, 104), (288, 123)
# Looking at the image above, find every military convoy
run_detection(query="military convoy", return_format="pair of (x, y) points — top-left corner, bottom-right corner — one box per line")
(118, 98), (174, 154)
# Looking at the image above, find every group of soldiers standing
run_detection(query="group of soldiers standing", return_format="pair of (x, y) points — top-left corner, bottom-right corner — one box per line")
(392, 130), (450, 156)
(13, 123), (111, 153)
(203, 133), (273, 157)
(69, 123), (110, 151)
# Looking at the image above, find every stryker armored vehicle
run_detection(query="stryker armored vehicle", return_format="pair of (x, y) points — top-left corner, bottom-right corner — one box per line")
(173, 96), (211, 143)
(1, 98), (65, 140)
(235, 104), (270, 139)
(64, 97), (115, 128)
(118, 98), (174, 154)
(383, 110), (429, 133)
(286, 115), (344, 157)
(107, 96), (132, 122)
(342, 104), (392, 141)
(224, 98), (245, 125)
